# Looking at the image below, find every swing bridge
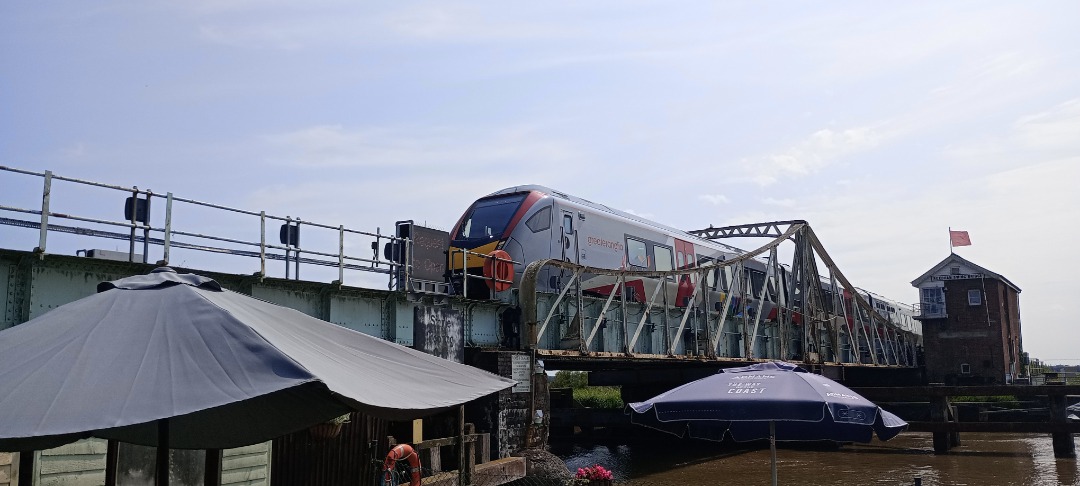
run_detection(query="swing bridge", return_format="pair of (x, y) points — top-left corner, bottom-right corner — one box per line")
(520, 221), (922, 377)
(0, 166), (921, 389)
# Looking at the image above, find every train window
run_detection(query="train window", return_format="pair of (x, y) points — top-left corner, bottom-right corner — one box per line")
(748, 269), (766, 298)
(562, 214), (573, 235)
(699, 257), (718, 289)
(456, 193), (526, 240)
(718, 266), (730, 292)
(626, 238), (649, 268)
(654, 245), (674, 272)
(525, 207), (551, 233)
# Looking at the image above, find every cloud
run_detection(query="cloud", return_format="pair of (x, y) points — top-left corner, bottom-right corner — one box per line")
(942, 98), (1080, 165)
(190, 2), (575, 50)
(761, 197), (796, 208)
(260, 124), (584, 170)
(622, 209), (656, 220)
(738, 125), (886, 186)
(1013, 98), (1080, 151)
(697, 194), (728, 205)
(61, 143), (86, 158)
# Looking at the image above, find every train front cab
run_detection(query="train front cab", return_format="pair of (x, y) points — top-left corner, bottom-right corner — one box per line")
(447, 190), (549, 299)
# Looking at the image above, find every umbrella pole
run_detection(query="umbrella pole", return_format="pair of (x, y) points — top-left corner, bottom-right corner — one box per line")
(770, 421), (777, 486)
(156, 418), (170, 486)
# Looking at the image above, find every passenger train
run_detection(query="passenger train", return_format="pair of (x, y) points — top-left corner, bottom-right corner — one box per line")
(446, 185), (920, 337)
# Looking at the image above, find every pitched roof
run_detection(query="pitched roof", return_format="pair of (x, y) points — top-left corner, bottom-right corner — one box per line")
(910, 253), (1021, 292)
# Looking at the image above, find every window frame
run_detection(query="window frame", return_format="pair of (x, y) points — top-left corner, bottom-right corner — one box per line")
(653, 244), (674, 274)
(626, 237), (649, 269)
(968, 289), (982, 306)
(525, 206), (552, 233)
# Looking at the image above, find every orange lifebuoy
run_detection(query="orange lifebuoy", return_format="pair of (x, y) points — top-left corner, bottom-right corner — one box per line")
(483, 249), (513, 292)
(382, 444), (422, 486)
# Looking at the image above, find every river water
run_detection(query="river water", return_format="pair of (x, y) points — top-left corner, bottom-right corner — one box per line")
(553, 432), (1078, 485)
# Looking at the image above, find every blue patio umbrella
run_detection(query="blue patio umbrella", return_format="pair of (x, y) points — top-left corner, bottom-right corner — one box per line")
(628, 361), (907, 486)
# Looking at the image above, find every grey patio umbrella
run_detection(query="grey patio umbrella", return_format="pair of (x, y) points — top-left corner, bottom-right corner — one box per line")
(0, 267), (516, 454)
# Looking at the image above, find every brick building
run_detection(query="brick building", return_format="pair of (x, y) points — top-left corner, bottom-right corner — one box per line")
(912, 254), (1022, 385)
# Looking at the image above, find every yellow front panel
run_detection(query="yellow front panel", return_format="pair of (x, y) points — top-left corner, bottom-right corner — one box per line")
(448, 241), (501, 270)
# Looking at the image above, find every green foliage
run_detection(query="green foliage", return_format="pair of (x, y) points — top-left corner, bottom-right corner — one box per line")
(574, 386), (623, 409)
(552, 371), (623, 408)
(553, 371), (589, 389)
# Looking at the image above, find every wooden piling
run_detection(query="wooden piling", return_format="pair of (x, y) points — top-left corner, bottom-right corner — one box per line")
(929, 395), (952, 454)
(1048, 394), (1076, 459)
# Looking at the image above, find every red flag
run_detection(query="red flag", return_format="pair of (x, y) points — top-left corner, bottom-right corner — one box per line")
(950, 230), (971, 247)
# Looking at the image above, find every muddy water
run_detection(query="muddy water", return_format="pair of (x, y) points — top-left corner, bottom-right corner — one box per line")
(554, 432), (1079, 485)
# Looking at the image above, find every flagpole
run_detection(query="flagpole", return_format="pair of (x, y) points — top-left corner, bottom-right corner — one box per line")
(948, 227), (953, 255)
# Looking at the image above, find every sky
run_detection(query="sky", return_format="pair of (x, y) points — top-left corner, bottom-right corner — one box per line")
(2, 1), (1078, 364)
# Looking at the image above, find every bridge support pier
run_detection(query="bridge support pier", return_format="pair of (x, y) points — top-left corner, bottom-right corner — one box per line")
(469, 351), (549, 458)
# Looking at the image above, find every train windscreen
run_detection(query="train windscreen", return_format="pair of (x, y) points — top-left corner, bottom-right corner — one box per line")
(455, 193), (527, 241)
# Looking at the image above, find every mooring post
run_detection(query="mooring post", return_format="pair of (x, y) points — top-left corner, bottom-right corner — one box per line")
(1048, 393), (1076, 458)
(930, 395), (951, 454)
(948, 404), (961, 448)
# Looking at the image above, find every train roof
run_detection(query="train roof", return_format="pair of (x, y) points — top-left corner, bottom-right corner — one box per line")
(484, 185), (747, 254)
(484, 185), (916, 311)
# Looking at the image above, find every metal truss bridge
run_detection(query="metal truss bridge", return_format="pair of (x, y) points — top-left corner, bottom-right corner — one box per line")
(521, 220), (921, 371)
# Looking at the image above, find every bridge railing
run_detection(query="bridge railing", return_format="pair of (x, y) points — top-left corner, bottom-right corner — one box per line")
(518, 223), (921, 367)
(0, 165), (409, 288)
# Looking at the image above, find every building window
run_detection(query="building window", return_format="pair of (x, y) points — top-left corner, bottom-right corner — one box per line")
(960, 363), (971, 374)
(968, 289), (982, 306)
(920, 287), (945, 317)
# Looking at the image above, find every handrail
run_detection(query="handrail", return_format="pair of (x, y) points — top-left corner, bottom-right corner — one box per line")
(0, 165), (409, 288)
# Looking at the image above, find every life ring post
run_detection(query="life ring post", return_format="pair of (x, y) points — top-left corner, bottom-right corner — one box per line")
(382, 443), (422, 486)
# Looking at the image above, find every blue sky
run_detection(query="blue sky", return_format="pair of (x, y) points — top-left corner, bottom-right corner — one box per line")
(2, 1), (1078, 364)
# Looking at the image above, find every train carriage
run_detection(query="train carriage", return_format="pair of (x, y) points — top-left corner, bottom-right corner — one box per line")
(446, 185), (919, 344)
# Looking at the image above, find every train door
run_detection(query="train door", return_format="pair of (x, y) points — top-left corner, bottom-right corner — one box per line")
(674, 239), (696, 306)
(561, 209), (578, 264)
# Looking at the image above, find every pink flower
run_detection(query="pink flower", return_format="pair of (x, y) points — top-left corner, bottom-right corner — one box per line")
(575, 464), (614, 481)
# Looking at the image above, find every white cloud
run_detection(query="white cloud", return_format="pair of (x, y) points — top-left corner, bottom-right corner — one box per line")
(1013, 98), (1080, 151)
(190, 2), (576, 50)
(942, 98), (1080, 167)
(697, 194), (728, 205)
(761, 197), (796, 208)
(260, 124), (584, 170)
(622, 209), (656, 221)
(61, 143), (86, 158)
(739, 126), (886, 186)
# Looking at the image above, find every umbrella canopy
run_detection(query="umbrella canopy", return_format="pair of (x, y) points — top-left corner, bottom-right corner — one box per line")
(628, 361), (907, 486)
(0, 268), (516, 452)
(628, 361), (906, 443)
